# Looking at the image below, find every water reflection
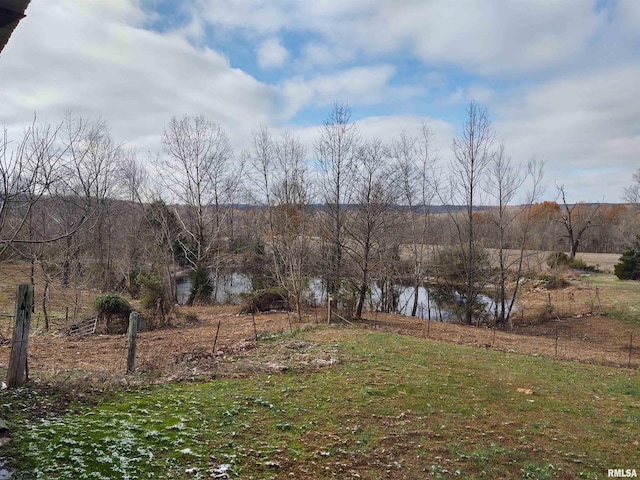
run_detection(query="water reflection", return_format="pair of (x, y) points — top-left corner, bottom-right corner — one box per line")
(177, 272), (252, 305)
(177, 272), (487, 322)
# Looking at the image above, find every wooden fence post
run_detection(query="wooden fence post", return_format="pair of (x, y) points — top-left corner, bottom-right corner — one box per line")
(7, 284), (34, 388)
(212, 320), (221, 354)
(252, 313), (258, 343)
(287, 311), (293, 334)
(126, 312), (139, 374)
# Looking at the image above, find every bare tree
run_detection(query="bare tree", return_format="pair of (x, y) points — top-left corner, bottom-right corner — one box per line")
(118, 153), (148, 291)
(447, 101), (495, 325)
(557, 185), (601, 261)
(143, 196), (183, 304)
(0, 120), (63, 258)
(271, 133), (312, 320)
(54, 115), (125, 289)
(393, 125), (437, 317)
(315, 102), (359, 311)
(247, 128), (312, 320)
(623, 169), (640, 209)
(486, 146), (544, 326)
(155, 114), (237, 304)
(1, 120), (67, 325)
(345, 139), (400, 318)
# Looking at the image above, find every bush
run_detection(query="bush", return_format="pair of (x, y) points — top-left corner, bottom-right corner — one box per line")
(614, 236), (640, 280)
(547, 251), (571, 269)
(93, 293), (133, 334)
(93, 293), (132, 317)
(547, 252), (599, 272)
(135, 272), (166, 310)
(240, 288), (289, 314)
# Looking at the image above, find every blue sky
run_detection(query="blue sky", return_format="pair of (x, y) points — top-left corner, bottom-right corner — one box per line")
(1, 0), (639, 203)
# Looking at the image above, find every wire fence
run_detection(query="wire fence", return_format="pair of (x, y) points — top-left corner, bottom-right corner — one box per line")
(356, 312), (637, 369)
(0, 305), (637, 379)
(0, 312), (70, 340)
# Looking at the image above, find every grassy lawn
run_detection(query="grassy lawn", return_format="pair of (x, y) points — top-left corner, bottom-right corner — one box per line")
(585, 273), (640, 326)
(3, 329), (640, 479)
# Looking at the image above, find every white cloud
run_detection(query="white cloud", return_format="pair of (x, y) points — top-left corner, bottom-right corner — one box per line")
(198, 0), (606, 75)
(256, 38), (289, 69)
(280, 65), (398, 117)
(492, 65), (640, 202)
(0, 0), (278, 153)
(2, 0), (638, 204)
(198, 0), (288, 34)
(300, 42), (354, 69)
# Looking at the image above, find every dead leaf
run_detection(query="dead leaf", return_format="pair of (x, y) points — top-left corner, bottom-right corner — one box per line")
(516, 388), (534, 395)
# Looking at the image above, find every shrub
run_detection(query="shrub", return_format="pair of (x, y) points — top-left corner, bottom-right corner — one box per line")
(614, 236), (640, 280)
(240, 288), (289, 314)
(188, 265), (214, 305)
(93, 293), (133, 334)
(547, 252), (599, 272)
(547, 251), (571, 269)
(93, 293), (132, 317)
(135, 272), (166, 310)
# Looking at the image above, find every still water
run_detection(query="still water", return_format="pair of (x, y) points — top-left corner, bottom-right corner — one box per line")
(176, 272), (466, 320)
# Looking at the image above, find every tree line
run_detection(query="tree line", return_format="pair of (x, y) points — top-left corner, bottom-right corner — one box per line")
(1, 103), (637, 328)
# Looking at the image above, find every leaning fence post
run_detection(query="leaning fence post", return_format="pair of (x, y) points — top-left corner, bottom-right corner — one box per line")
(252, 313), (258, 343)
(287, 311), (293, 334)
(7, 284), (33, 388)
(212, 320), (221, 354)
(126, 312), (139, 374)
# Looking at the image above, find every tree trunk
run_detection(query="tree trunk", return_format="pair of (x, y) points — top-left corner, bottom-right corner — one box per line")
(411, 282), (419, 317)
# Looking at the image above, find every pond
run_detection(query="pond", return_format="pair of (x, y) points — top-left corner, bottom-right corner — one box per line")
(177, 272), (252, 305)
(176, 272), (478, 322)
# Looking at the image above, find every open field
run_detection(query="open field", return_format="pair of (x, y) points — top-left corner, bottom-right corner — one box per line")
(398, 246), (622, 274)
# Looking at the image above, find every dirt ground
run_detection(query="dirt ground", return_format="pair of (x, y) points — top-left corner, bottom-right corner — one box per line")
(1, 294), (638, 387)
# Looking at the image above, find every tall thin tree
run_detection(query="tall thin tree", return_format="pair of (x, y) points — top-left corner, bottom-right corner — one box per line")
(315, 103), (359, 311)
(448, 101), (495, 325)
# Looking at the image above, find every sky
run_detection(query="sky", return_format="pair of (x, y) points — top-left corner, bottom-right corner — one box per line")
(0, 0), (639, 203)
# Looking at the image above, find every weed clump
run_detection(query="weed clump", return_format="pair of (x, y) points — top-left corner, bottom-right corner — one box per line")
(536, 273), (569, 290)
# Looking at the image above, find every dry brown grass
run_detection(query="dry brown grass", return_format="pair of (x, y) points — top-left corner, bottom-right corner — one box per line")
(400, 244), (621, 272)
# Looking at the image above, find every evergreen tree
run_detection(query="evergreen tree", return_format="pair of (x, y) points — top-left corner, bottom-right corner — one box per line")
(614, 236), (640, 280)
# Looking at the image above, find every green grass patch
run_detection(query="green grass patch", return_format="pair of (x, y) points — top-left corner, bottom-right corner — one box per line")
(4, 330), (639, 479)
(585, 273), (640, 326)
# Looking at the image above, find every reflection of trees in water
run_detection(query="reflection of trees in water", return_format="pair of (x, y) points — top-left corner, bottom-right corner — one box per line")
(176, 270), (482, 323)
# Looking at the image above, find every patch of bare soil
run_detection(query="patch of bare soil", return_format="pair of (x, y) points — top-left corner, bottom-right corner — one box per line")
(0, 307), (338, 383)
